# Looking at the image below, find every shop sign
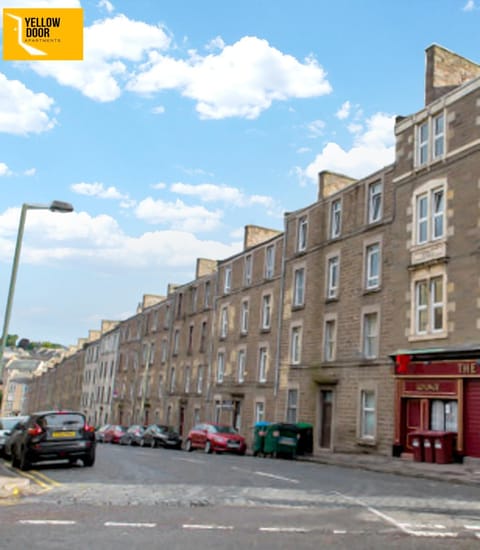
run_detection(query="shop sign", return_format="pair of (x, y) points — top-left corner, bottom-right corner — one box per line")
(398, 360), (480, 377)
(404, 379), (457, 396)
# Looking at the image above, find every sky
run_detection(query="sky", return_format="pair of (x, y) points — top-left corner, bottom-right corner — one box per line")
(0, 0), (478, 347)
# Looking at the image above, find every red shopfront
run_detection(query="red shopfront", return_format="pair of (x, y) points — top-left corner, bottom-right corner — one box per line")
(393, 354), (480, 459)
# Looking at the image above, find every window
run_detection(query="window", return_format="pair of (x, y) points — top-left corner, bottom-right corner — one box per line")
(293, 267), (305, 307)
(240, 300), (249, 334)
(237, 350), (246, 383)
(368, 181), (382, 223)
(187, 325), (194, 354)
(297, 216), (308, 251)
(261, 295), (272, 330)
(360, 390), (376, 439)
(265, 245), (275, 278)
(190, 287), (197, 313)
(363, 312), (378, 359)
(244, 255), (253, 286)
(152, 310), (159, 331)
(204, 281), (211, 308)
(290, 326), (302, 364)
(217, 352), (225, 383)
(258, 347), (268, 382)
(415, 186), (445, 244)
(220, 306), (228, 338)
(173, 329), (180, 355)
(324, 319), (336, 361)
(416, 112), (445, 166)
(255, 401), (265, 423)
(184, 366), (191, 393)
(327, 256), (339, 299)
(330, 199), (341, 238)
(415, 276), (444, 334)
(164, 304), (171, 328)
(224, 266), (232, 293)
(197, 365), (204, 394)
(200, 321), (207, 352)
(161, 339), (168, 363)
(365, 243), (380, 289)
(286, 389), (298, 424)
(169, 367), (176, 393)
(430, 400), (458, 431)
(176, 293), (183, 318)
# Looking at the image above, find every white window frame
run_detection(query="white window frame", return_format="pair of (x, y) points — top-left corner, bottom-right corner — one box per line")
(324, 318), (336, 362)
(297, 215), (308, 252)
(240, 300), (249, 334)
(293, 267), (305, 307)
(414, 275), (445, 335)
(197, 365), (204, 394)
(330, 199), (342, 238)
(204, 281), (211, 308)
(255, 401), (265, 423)
(224, 265), (232, 294)
(368, 181), (382, 224)
(265, 245), (275, 278)
(327, 256), (339, 299)
(220, 306), (228, 338)
(237, 349), (246, 383)
(360, 389), (376, 440)
(286, 389), (298, 424)
(363, 312), (379, 359)
(261, 294), (272, 330)
(184, 366), (191, 393)
(258, 347), (268, 383)
(365, 243), (380, 289)
(244, 254), (253, 286)
(217, 352), (225, 383)
(290, 325), (302, 364)
(173, 329), (180, 355)
(169, 367), (176, 393)
(415, 185), (445, 245)
(416, 112), (445, 166)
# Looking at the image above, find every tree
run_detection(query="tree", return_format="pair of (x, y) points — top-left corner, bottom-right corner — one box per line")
(6, 334), (18, 347)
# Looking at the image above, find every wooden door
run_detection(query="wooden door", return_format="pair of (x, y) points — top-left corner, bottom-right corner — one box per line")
(404, 398), (421, 450)
(319, 390), (333, 449)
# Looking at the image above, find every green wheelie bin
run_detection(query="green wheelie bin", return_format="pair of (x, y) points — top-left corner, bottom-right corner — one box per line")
(263, 423), (299, 459)
(296, 422), (313, 455)
(252, 421), (271, 457)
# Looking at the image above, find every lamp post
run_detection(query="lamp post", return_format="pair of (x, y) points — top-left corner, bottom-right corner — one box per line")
(0, 201), (74, 380)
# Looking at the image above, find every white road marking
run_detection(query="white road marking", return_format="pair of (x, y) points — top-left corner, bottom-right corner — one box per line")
(465, 525), (480, 530)
(183, 524), (234, 530)
(333, 530), (347, 534)
(176, 457), (205, 464)
(259, 527), (310, 533)
(253, 471), (299, 484)
(335, 492), (458, 538)
(103, 521), (157, 527)
(399, 523), (446, 529)
(19, 520), (76, 525)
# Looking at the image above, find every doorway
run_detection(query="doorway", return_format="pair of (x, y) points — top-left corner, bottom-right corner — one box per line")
(319, 389), (333, 449)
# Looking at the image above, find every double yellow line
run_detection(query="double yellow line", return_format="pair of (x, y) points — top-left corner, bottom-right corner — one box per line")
(1, 459), (62, 491)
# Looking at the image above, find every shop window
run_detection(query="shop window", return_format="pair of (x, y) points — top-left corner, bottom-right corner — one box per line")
(430, 400), (458, 431)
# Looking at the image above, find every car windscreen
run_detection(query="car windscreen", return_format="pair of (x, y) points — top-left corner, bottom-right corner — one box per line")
(0, 417), (26, 431)
(213, 426), (237, 434)
(39, 413), (85, 428)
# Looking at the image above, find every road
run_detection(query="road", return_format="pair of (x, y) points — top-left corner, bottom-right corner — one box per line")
(2, 443), (480, 549)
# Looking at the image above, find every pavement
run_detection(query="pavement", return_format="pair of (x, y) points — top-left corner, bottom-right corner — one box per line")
(1, 451), (480, 501)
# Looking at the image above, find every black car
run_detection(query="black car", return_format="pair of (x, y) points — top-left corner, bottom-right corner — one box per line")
(141, 424), (182, 449)
(9, 410), (96, 471)
(119, 425), (145, 446)
(0, 416), (28, 457)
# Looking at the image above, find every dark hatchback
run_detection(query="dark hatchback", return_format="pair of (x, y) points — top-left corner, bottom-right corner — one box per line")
(141, 424), (182, 449)
(9, 411), (96, 471)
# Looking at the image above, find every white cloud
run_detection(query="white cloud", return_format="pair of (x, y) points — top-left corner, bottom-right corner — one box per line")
(336, 100), (351, 120)
(296, 147), (311, 154)
(151, 182), (167, 189)
(205, 36), (225, 51)
(170, 182), (275, 210)
(71, 182), (129, 200)
(307, 119), (326, 137)
(0, 73), (56, 135)
(301, 112), (395, 181)
(152, 105), (165, 114)
(0, 207), (241, 268)
(0, 163), (12, 176)
(29, 14), (171, 102)
(98, 0), (114, 13)
(135, 197), (222, 232)
(128, 36), (332, 119)
(463, 0), (475, 11)
(24, 168), (36, 176)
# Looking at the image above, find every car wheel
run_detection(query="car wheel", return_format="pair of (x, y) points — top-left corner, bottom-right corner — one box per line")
(19, 450), (31, 471)
(185, 439), (193, 452)
(205, 441), (212, 454)
(150, 439), (156, 449)
(83, 449), (95, 467)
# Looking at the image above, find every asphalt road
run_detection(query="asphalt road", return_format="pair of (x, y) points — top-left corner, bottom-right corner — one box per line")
(2, 443), (480, 549)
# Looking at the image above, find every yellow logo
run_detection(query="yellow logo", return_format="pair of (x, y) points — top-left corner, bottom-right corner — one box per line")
(3, 8), (83, 61)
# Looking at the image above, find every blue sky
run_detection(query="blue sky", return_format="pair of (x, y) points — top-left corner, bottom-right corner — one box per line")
(0, 0), (478, 346)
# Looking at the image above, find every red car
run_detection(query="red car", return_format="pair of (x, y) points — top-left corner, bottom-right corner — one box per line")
(185, 423), (246, 455)
(103, 425), (127, 444)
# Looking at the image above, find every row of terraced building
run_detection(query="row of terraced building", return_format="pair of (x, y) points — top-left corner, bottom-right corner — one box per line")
(25, 45), (480, 460)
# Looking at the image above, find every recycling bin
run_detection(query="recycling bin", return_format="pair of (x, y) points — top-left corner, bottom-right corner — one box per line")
(434, 432), (455, 464)
(408, 431), (424, 462)
(295, 422), (313, 455)
(264, 423), (299, 459)
(252, 421), (271, 457)
(422, 431), (435, 463)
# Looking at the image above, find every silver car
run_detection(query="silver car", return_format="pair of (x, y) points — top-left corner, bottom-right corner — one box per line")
(0, 416), (28, 457)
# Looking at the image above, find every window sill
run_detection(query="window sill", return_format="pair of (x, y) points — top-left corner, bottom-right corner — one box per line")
(408, 332), (448, 342)
(260, 327), (271, 334)
(325, 297), (339, 304)
(291, 304), (305, 311)
(240, 331), (248, 337)
(356, 437), (377, 447)
(363, 286), (381, 295)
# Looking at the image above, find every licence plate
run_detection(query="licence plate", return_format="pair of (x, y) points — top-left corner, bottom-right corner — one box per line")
(52, 431), (76, 438)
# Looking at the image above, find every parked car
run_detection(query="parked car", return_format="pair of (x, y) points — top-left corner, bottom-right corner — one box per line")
(184, 423), (246, 455)
(119, 425), (145, 446)
(0, 416), (28, 457)
(9, 410), (96, 471)
(103, 425), (127, 444)
(95, 424), (111, 443)
(141, 424), (182, 449)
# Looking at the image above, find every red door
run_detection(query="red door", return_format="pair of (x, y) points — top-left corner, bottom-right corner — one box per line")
(464, 380), (480, 457)
(404, 399), (421, 450)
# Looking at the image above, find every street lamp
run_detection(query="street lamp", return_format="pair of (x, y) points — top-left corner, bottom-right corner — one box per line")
(0, 201), (74, 380)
